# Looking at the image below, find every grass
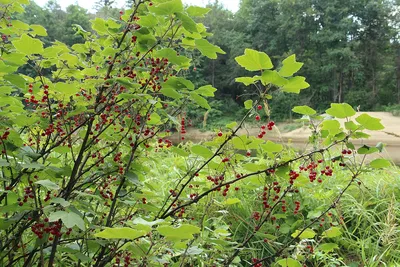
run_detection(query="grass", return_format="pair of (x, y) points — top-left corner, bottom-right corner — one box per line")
(222, 163), (400, 266)
(384, 104), (400, 117)
(338, 168), (400, 266)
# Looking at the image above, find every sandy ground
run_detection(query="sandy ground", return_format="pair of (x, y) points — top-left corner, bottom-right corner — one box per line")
(170, 112), (400, 164)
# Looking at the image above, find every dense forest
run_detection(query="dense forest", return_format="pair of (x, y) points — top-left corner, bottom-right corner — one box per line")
(17, 0), (400, 123)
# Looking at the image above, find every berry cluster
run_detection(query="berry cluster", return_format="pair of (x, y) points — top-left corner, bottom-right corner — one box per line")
(252, 211), (261, 221)
(252, 258), (262, 267)
(321, 166), (333, 179)
(261, 186), (270, 209)
(298, 159), (337, 183)
(289, 170), (300, 184)
(281, 199), (287, 213)
(177, 207), (185, 217)
(180, 117), (186, 140)
(17, 186), (35, 206)
(169, 189), (177, 197)
(222, 184), (230, 196)
(99, 179), (114, 201)
(0, 128), (10, 141)
(342, 149), (352, 155)
(299, 162), (318, 182)
(114, 251), (135, 267)
(257, 121), (275, 138)
(157, 138), (172, 149)
(294, 201), (301, 215)
(31, 219), (63, 240)
(113, 152), (122, 163)
(207, 175), (225, 186)
(44, 190), (52, 202)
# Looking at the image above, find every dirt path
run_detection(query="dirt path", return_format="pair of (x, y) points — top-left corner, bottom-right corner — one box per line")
(171, 112), (400, 163)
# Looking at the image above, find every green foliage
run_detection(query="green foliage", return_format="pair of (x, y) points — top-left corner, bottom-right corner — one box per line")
(0, 1), (397, 267)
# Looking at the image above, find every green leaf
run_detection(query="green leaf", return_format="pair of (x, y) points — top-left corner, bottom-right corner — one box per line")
(91, 18), (107, 35)
(48, 211), (67, 221)
(115, 78), (141, 89)
(95, 227), (146, 240)
(292, 105), (316, 116)
(55, 82), (78, 97)
(49, 211), (85, 230)
(171, 146), (189, 157)
(322, 227), (342, 238)
(355, 114), (384, 131)
(276, 258), (302, 267)
(281, 76), (310, 93)
(243, 163), (265, 172)
(261, 141), (283, 153)
(223, 198), (241, 205)
(176, 12), (198, 32)
(137, 14), (157, 27)
(345, 121), (358, 131)
(190, 92), (211, 110)
(2, 53), (27, 66)
(279, 55), (304, 77)
(154, 48), (191, 67)
(4, 74), (26, 89)
(160, 87), (182, 99)
(235, 77), (256, 86)
(185, 246), (203, 255)
(12, 34), (44, 55)
(259, 70), (288, 86)
(195, 39), (225, 59)
(376, 142), (385, 152)
(321, 120), (341, 136)
(195, 85), (217, 97)
(0, 61), (18, 73)
(357, 145), (379, 155)
(157, 224), (200, 240)
(149, 0), (183, 15)
(352, 132), (371, 139)
(162, 77), (194, 90)
(50, 198), (70, 207)
(132, 218), (164, 226)
(148, 113), (161, 125)
(0, 86), (13, 95)
(54, 146), (70, 154)
(186, 6), (211, 17)
(326, 103), (356, 119)
(369, 159), (391, 168)
(244, 100), (253, 109)
(0, 159), (10, 167)
(34, 180), (60, 190)
(235, 49), (273, 71)
(318, 243), (339, 253)
(191, 145), (213, 158)
(231, 136), (247, 150)
(21, 162), (44, 169)
(11, 19), (29, 30)
(291, 228), (316, 239)
(30, 25), (47, 36)
(226, 122), (237, 129)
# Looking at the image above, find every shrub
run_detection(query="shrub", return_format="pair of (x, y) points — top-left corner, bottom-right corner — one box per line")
(0, 1), (393, 266)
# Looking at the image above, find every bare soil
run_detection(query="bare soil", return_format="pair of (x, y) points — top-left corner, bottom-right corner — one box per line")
(170, 112), (400, 164)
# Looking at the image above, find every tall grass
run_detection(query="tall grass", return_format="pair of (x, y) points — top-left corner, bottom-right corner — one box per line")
(224, 165), (400, 266)
(339, 167), (400, 266)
